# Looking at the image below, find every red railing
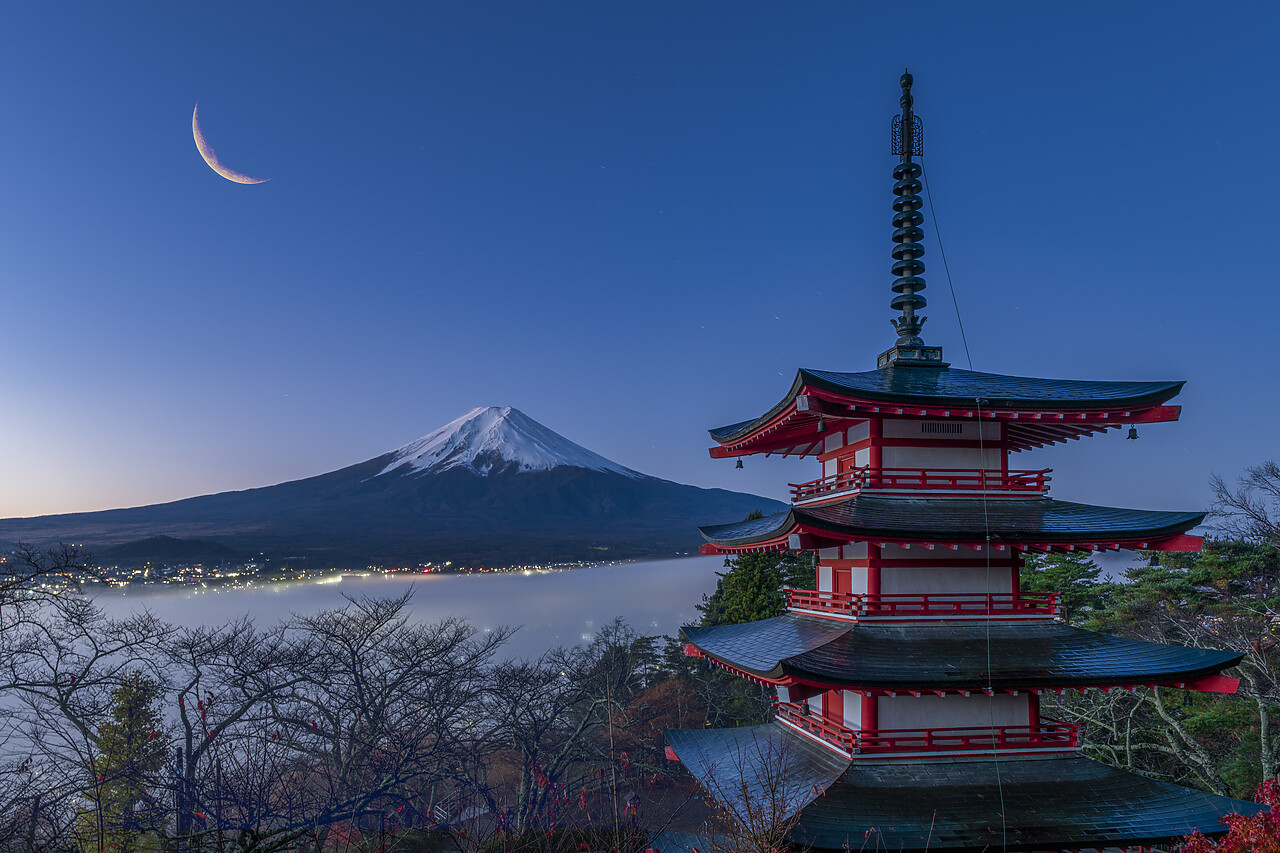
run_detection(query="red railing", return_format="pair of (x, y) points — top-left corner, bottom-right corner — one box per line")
(774, 701), (1078, 754)
(790, 467), (1050, 502)
(772, 702), (859, 752)
(784, 589), (859, 616)
(857, 720), (1079, 753)
(783, 589), (1059, 618)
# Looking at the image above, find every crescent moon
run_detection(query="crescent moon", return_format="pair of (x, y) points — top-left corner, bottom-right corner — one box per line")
(192, 104), (270, 185)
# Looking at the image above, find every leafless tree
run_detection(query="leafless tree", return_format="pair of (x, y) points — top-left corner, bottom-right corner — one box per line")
(0, 544), (99, 607)
(453, 620), (658, 844)
(0, 582), (516, 853)
(0, 593), (172, 852)
(695, 731), (812, 853)
(214, 593), (508, 853)
(163, 617), (313, 852)
(1211, 461), (1280, 543)
(0, 543), (99, 852)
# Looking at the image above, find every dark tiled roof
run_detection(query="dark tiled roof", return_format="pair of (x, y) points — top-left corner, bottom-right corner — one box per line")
(663, 724), (848, 820)
(710, 366), (1184, 443)
(699, 497), (1204, 547)
(798, 753), (1261, 851)
(681, 615), (1242, 688)
(661, 724), (1264, 852)
(646, 832), (718, 853)
(682, 616), (849, 674)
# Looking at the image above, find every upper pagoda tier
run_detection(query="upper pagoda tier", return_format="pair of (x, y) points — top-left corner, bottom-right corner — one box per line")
(708, 365), (1184, 457)
(699, 495), (1204, 554)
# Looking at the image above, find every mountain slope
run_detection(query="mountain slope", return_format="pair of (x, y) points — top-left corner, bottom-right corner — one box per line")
(0, 407), (785, 566)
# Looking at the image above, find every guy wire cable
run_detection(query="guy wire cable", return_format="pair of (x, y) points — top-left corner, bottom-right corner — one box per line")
(921, 160), (1007, 851)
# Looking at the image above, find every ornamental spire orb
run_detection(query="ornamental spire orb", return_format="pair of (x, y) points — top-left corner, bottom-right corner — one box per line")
(878, 69), (946, 369)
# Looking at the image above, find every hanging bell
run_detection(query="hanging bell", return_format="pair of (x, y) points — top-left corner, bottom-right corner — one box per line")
(1126, 426), (1139, 441)
(816, 417), (827, 434)
(735, 458), (744, 469)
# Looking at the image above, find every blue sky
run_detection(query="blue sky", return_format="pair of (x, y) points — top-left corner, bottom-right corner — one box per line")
(1, 2), (1277, 519)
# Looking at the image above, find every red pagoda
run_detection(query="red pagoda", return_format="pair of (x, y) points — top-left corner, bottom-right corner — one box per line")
(660, 73), (1265, 852)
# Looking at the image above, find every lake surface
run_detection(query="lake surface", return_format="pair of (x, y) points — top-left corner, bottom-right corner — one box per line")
(93, 556), (723, 655)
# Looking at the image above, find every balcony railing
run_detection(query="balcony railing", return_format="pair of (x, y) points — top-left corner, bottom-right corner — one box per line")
(772, 701), (859, 753)
(783, 589), (1059, 619)
(774, 701), (1079, 755)
(858, 720), (1079, 754)
(789, 467), (1050, 502)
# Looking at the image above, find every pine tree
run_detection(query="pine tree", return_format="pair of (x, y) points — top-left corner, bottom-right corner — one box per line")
(1019, 551), (1111, 625)
(697, 514), (815, 627)
(76, 673), (167, 853)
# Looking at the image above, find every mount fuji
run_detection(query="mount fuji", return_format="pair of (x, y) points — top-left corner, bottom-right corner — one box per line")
(379, 406), (643, 480)
(0, 407), (784, 567)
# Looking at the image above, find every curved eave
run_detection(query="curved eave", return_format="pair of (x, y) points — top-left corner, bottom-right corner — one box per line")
(698, 499), (1206, 554)
(682, 615), (847, 682)
(795, 752), (1261, 852)
(681, 616), (1244, 691)
(662, 724), (848, 823)
(709, 367), (1185, 457)
(660, 725), (1263, 852)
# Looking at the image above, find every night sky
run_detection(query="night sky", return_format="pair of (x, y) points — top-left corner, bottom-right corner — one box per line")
(2, 3), (1277, 521)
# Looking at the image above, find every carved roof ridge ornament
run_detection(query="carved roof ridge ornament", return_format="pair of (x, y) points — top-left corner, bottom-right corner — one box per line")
(879, 70), (947, 369)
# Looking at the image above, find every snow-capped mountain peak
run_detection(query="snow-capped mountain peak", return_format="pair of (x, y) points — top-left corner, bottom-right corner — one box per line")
(377, 406), (643, 479)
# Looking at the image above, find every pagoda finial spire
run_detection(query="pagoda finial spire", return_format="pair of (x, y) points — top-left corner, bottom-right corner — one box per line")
(878, 69), (945, 369)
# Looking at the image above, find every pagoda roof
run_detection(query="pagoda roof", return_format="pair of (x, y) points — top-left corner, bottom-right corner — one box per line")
(698, 496), (1204, 553)
(680, 615), (1242, 690)
(709, 366), (1184, 455)
(661, 724), (1264, 852)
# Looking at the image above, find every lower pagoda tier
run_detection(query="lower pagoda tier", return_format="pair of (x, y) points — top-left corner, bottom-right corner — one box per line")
(660, 724), (1266, 852)
(682, 615), (1243, 691)
(698, 496), (1204, 553)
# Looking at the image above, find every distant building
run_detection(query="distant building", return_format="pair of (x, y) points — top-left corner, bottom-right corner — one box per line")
(658, 72), (1263, 853)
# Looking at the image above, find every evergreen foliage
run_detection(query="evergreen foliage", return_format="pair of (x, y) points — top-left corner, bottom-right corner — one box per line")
(1019, 551), (1113, 625)
(1032, 540), (1280, 798)
(698, 550), (814, 627)
(75, 673), (167, 853)
(684, 537), (816, 728)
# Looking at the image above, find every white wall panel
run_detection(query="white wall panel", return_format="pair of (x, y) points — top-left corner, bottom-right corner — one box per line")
(881, 445), (1002, 470)
(877, 694), (1028, 730)
(880, 565), (1014, 594)
(843, 691), (862, 728)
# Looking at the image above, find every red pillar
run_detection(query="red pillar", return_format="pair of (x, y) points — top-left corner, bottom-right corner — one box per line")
(861, 693), (878, 733)
(867, 544), (882, 598)
(868, 417), (882, 470)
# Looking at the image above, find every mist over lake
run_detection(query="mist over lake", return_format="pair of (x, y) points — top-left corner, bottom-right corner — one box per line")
(92, 555), (723, 655)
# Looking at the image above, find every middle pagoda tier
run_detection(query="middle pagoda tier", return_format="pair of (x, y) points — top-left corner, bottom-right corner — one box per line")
(680, 363), (1244, 763)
